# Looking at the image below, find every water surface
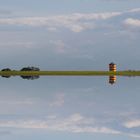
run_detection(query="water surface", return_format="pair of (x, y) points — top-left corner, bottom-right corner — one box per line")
(0, 76), (140, 140)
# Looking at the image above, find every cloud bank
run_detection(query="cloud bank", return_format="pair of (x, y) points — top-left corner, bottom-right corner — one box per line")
(0, 12), (121, 24)
(0, 12), (121, 32)
(0, 8), (139, 32)
(0, 113), (140, 138)
(123, 18), (140, 27)
(0, 8), (140, 33)
(124, 119), (140, 128)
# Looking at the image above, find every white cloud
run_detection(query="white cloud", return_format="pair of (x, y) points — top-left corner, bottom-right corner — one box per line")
(0, 12), (121, 25)
(128, 8), (140, 13)
(0, 8), (139, 32)
(0, 12), (121, 32)
(0, 8), (139, 33)
(126, 133), (140, 138)
(123, 18), (140, 27)
(123, 119), (140, 128)
(0, 113), (120, 135)
(0, 113), (140, 138)
(0, 120), (116, 135)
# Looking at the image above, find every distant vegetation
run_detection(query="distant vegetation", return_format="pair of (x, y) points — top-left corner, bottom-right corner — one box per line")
(0, 66), (140, 80)
(1, 68), (11, 78)
(20, 67), (40, 80)
(1, 66), (40, 80)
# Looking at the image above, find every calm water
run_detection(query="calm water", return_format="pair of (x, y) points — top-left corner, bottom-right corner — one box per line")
(0, 76), (140, 140)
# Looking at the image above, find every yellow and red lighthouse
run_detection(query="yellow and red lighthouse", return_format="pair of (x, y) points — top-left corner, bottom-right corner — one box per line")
(109, 62), (116, 72)
(109, 62), (116, 84)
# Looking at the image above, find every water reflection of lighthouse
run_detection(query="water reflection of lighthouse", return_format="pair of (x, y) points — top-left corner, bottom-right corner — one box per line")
(109, 63), (116, 84)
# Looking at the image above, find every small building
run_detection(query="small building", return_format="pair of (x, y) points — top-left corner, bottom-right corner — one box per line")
(109, 62), (116, 72)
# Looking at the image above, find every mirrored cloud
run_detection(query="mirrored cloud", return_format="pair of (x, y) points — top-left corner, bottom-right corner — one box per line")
(0, 114), (120, 133)
(0, 113), (140, 138)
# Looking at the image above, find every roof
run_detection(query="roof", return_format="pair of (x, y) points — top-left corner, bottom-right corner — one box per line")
(109, 62), (116, 65)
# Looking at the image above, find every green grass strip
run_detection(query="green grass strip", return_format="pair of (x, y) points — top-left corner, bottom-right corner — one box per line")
(0, 71), (140, 76)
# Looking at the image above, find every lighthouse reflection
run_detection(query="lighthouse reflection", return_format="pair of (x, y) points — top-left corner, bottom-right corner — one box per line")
(109, 76), (116, 85)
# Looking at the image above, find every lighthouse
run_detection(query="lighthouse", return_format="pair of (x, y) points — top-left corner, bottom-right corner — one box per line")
(109, 62), (116, 84)
(109, 62), (116, 72)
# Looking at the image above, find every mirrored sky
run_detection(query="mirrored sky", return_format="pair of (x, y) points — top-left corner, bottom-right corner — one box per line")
(0, 0), (140, 140)
(0, 76), (140, 140)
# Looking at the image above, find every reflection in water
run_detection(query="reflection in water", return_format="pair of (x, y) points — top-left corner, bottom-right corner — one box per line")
(1, 75), (40, 80)
(109, 75), (116, 84)
(2, 75), (117, 84)
(20, 75), (40, 80)
(1, 75), (11, 78)
(0, 75), (140, 139)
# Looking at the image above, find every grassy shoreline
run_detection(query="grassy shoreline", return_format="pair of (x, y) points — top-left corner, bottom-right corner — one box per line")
(0, 71), (140, 76)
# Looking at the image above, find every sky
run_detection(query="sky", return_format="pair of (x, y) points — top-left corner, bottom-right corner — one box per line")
(0, 0), (140, 140)
(0, 0), (140, 70)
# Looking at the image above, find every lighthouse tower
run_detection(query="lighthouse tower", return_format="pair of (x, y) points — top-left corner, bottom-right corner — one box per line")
(109, 62), (116, 72)
(109, 62), (116, 84)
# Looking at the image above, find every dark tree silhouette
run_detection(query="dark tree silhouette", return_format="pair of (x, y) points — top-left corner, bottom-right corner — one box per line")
(1, 68), (11, 78)
(20, 67), (40, 71)
(20, 66), (40, 80)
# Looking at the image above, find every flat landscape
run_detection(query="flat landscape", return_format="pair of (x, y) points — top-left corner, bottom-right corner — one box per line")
(0, 70), (140, 76)
(1, 0), (140, 139)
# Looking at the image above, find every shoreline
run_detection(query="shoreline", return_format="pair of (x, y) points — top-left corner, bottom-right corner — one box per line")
(0, 71), (140, 76)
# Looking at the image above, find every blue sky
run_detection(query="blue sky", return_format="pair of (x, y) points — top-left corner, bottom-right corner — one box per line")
(0, 0), (140, 14)
(0, 0), (140, 70)
(0, 0), (140, 140)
